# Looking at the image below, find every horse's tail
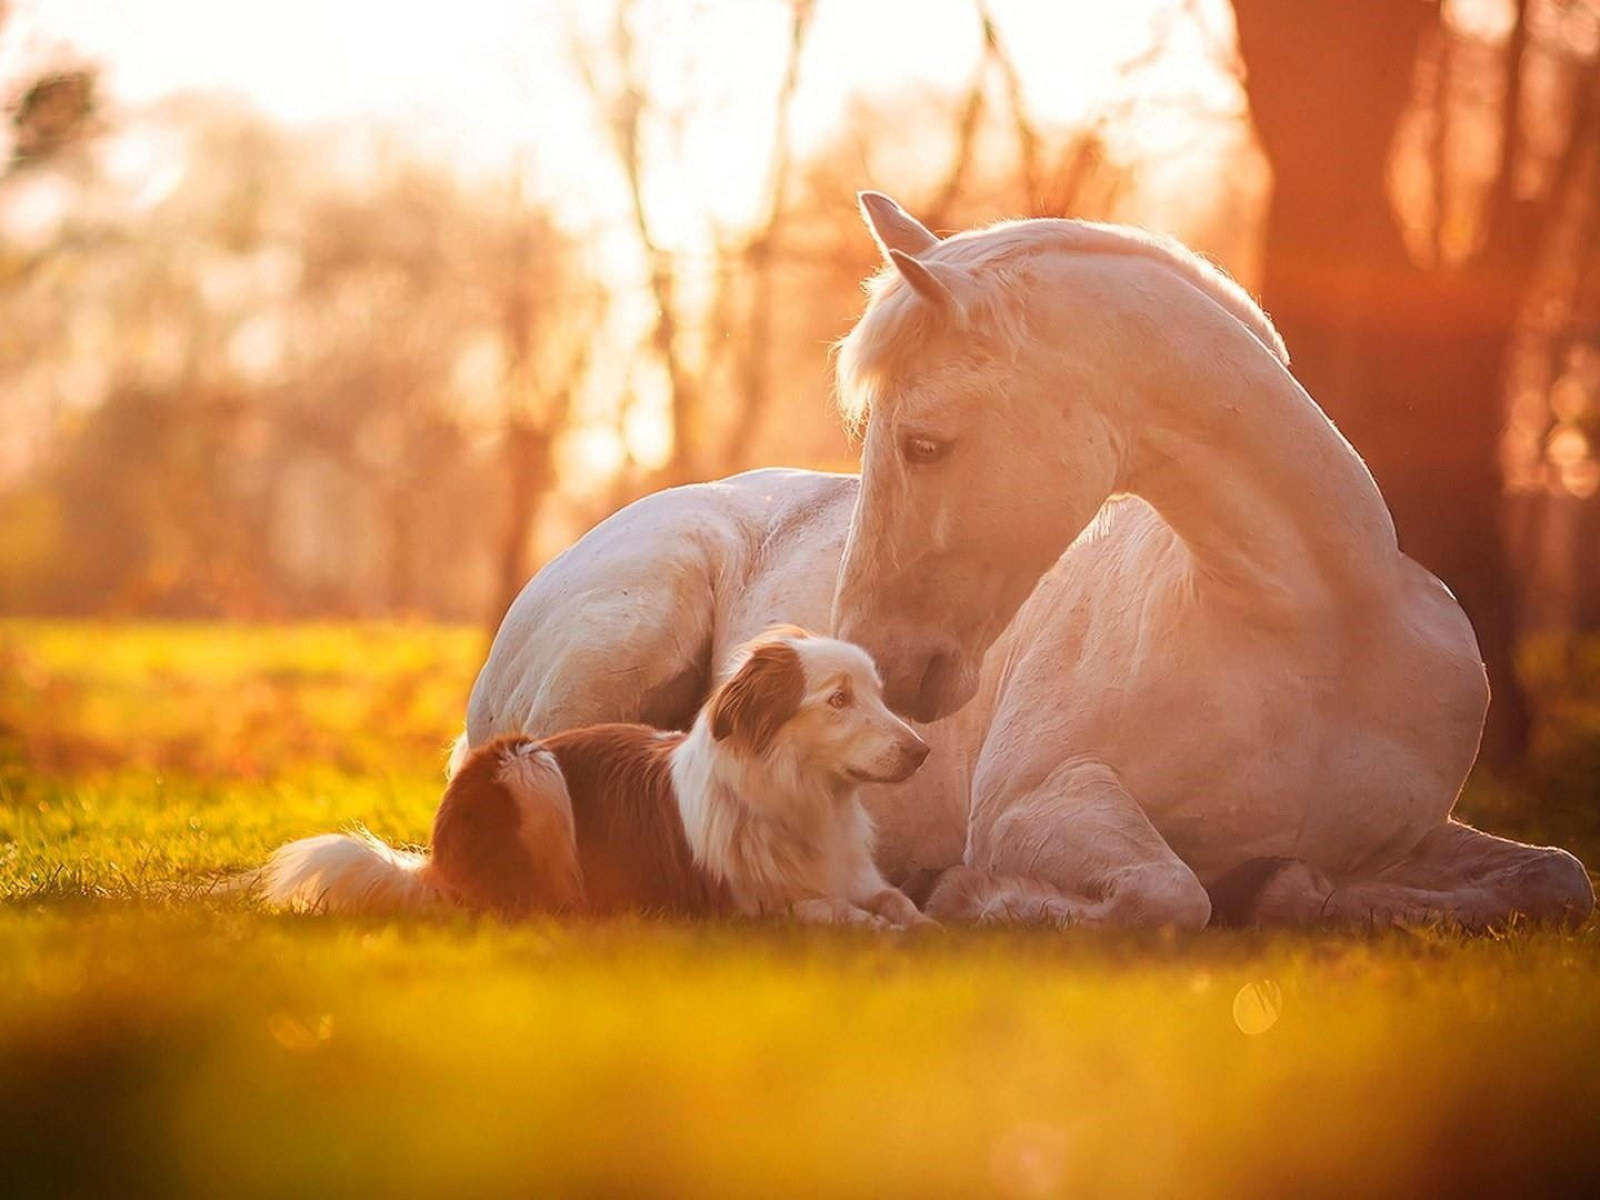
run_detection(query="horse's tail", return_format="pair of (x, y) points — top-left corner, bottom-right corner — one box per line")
(259, 736), (585, 918)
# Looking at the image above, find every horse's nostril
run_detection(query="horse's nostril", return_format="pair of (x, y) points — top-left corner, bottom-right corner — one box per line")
(904, 739), (930, 767)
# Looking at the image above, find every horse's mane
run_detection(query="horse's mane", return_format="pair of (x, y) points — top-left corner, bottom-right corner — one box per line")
(835, 218), (1288, 431)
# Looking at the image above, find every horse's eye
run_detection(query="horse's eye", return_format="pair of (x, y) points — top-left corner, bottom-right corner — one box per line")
(902, 435), (949, 466)
(828, 689), (851, 710)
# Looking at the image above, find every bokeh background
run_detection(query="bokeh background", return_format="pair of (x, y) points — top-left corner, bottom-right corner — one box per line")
(3, 0), (1599, 766)
(4, 11), (1600, 1192)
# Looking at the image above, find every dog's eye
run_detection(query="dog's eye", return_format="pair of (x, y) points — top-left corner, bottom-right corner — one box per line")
(902, 435), (949, 466)
(828, 689), (851, 710)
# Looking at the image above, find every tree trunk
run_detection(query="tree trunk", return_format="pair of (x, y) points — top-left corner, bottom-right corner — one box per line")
(1233, 0), (1532, 762)
(487, 420), (552, 632)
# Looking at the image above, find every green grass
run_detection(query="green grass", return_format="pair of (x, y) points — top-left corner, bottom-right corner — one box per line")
(3, 620), (1599, 1197)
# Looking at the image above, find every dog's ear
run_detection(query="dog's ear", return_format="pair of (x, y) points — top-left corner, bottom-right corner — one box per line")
(709, 640), (805, 754)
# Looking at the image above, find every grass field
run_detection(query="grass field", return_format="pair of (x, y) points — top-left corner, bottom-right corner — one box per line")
(3, 620), (1599, 1197)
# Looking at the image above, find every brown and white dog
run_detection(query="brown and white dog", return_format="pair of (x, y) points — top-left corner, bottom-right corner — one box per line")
(259, 627), (932, 927)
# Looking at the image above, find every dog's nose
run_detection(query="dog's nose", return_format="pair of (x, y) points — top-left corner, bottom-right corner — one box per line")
(901, 737), (930, 769)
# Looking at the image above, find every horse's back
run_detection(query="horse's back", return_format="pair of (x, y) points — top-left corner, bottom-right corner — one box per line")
(466, 468), (856, 743)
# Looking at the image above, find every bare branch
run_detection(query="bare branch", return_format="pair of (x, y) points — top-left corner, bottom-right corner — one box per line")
(976, 0), (1041, 211)
(567, 0), (699, 482)
(756, 0), (815, 235)
(719, 0), (816, 468)
(925, 20), (989, 229)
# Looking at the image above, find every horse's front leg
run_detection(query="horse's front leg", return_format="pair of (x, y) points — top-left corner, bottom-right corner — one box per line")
(1209, 821), (1593, 930)
(928, 757), (1211, 929)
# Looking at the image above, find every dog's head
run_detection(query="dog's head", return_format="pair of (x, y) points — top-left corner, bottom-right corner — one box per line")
(709, 626), (930, 785)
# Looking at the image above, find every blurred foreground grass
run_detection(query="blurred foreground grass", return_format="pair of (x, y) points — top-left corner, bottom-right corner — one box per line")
(2, 620), (1598, 1197)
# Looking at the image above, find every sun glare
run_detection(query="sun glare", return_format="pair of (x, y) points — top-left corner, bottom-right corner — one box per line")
(11, 0), (1237, 248)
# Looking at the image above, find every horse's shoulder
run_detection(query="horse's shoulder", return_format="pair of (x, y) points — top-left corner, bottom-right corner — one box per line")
(995, 499), (1197, 687)
(1029, 498), (1188, 605)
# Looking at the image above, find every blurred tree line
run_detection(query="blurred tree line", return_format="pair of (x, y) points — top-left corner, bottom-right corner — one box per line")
(1, 98), (586, 620)
(0, 0), (1168, 625)
(2, 0), (1598, 766)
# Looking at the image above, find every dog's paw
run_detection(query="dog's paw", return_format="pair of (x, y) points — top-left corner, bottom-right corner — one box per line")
(863, 887), (938, 929)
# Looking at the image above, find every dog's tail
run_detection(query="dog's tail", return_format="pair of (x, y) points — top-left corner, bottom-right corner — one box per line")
(446, 729), (471, 779)
(430, 735), (586, 917)
(258, 735), (584, 918)
(259, 830), (446, 914)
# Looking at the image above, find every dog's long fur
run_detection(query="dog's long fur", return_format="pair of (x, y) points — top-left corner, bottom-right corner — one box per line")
(259, 629), (931, 926)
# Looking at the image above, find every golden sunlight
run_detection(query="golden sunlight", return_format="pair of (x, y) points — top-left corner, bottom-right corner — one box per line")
(5, 3), (1600, 1195)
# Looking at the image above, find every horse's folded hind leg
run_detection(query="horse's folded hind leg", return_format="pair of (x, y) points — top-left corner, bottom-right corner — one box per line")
(1206, 858), (1467, 929)
(468, 558), (716, 744)
(1368, 820), (1592, 928)
(1210, 821), (1593, 930)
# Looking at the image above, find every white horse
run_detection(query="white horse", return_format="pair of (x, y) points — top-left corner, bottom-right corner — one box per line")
(465, 193), (1593, 929)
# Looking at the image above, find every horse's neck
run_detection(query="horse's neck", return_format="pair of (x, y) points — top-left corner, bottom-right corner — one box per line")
(1123, 349), (1400, 618)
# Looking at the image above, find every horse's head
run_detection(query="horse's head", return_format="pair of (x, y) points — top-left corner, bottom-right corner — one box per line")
(831, 193), (1123, 721)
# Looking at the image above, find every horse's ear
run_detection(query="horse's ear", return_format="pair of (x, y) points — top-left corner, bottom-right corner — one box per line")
(888, 248), (964, 314)
(858, 191), (938, 258)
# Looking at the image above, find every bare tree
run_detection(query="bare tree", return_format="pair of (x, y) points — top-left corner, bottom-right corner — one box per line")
(481, 172), (605, 628)
(715, 0), (816, 467)
(569, 0), (702, 484)
(924, 0), (1044, 228)
(568, 1), (821, 481)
